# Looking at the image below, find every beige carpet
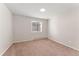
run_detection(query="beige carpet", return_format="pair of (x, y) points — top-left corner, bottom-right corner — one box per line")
(3, 38), (79, 56)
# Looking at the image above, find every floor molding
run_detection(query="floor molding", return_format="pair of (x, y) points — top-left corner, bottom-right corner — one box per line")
(14, 37), (48, 43)
(48, 37), (79, 52)
(3, 38), (79, 56)
(1, 43), (13, 56)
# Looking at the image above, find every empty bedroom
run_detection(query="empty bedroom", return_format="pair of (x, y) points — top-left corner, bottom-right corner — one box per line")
(0, 3), (79, 56)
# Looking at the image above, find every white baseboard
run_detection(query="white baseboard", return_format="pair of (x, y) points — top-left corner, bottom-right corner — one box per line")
(0, 42), (13, 56)
(14, 37), (48, 43)
(48, 36), (79, 51)
(2, 36), (79, 56)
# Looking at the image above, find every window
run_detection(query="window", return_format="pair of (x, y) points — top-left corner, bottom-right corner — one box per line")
(31, 21), (42, 32)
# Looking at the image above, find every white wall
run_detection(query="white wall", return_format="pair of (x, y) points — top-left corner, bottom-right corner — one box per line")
(0, 4), (13, 55)
(48, 9), (79, 51)
(13, 15), (48, 42)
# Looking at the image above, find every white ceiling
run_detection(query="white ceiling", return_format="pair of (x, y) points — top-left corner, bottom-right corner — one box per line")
(5, 3), (79, 19)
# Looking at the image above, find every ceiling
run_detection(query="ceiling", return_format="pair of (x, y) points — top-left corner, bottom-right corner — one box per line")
(5, 3), (79, 19)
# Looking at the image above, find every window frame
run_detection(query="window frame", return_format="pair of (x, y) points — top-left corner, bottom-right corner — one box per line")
(31, 21), (42, 32)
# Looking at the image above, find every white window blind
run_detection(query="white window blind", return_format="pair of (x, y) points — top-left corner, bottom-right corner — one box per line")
(31, 21), (42, 32)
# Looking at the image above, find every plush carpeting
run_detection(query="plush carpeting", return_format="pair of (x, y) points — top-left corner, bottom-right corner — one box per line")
(3, 38), (79, 56)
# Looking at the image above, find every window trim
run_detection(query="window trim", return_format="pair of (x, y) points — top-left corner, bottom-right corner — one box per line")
(31, 21), (42, 32)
